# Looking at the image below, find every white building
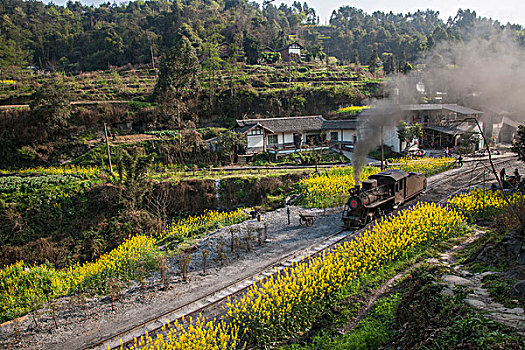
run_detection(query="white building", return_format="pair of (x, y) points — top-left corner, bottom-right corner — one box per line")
(235, 116), (359, 154)
(276, 42), (304, 61)
(360, 104), (485, 153)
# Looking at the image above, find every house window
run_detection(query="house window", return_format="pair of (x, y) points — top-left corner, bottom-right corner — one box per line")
(268, 134), (278, 145)
(330, 132), (339, 141)
(248, 128), (263, 135)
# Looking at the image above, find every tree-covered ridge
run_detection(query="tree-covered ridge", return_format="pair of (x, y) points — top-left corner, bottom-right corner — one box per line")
(1, 0), (524, 72)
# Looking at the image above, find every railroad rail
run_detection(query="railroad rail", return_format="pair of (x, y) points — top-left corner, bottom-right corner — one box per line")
(426, 155), (515, 193)
(84, 155), (517, 350)
(84, 224), (353, 350)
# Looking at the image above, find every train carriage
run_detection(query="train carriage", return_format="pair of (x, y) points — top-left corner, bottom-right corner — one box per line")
(342, 170), (426, 228)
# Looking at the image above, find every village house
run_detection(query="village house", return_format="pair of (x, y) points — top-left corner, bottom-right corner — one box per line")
(234, 103), (484, 158)
(484, 110), (520, 144)
(360, 104), (484, 153)
(403, 104), (484, 150)
(275, 42), (304, 61)
(235, 115), (358, 154)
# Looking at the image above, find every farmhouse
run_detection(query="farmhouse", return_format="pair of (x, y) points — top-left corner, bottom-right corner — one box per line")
(236, 103), (484, 156)
(360, 104), (484, 153)
(403, 104), (484, 150)
(235, 115), (358, 154)
(484, 110), (520, 144)
(275, 42), (304, 61)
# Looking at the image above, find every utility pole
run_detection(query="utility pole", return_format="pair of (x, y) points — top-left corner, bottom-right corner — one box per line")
(209, 46), (213, 107)
(380, 126), (384, 171)
(150, 45), (156, 70)
(104, 123), (113, 173)
(482, 169), (486, 217)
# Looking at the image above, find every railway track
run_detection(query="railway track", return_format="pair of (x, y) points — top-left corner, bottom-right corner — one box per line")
(84, 155), (518, 350)
(425, 155), (516, 201)
(84, 224), (355, 350)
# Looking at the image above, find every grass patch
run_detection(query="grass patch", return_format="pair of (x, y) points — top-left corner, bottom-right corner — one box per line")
(454, 228), (504, 265)
(289, 294), (401, 350)
(482, 274), (525, 309)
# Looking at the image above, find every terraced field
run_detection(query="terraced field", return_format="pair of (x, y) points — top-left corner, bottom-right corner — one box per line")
(0, 63), (377, 104)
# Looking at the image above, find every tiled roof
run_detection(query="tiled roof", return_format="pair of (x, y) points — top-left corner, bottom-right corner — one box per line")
(322, 119), (360, 130)
(236, 124), (259, 134)
(235, 116), (361, 133)
(236, 116), (325, 133)
(502, 116), (520, 128)
(276, 42), (304, 52)
(425, 122), (481, 135)
(400, 104), (483, 115)
(425, 125), (464, 135)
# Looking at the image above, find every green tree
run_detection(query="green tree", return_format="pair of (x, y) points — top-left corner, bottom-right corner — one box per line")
(117, 148), (155, 211)
(243, 33), (260, 65)
(216, 131), (247, 164)
(398, 50), (412, 74)
(175, 23), (203, 56)
(29, 77), (71, 136)
(428, 25), (448, 48)
(154, 35), (200, 128)
(368, 49), (379, 75)
(352, 48), (360, 65)
(202, 35), (224, 107)
(227, 32), (244, 102)
(382, 52), (396, 75)
(511, 125), (525, 162)
(397, 121), (423, 151)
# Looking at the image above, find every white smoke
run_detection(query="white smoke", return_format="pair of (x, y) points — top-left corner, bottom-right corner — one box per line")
(353, 24), (525, 181)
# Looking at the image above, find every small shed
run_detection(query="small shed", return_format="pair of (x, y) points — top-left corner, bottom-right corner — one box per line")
(276, 42), (303, 61)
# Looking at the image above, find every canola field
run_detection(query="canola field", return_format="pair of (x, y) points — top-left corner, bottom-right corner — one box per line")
(0, 209), (249, 323)
(126, 188), (521, 349)
(1, 157), (514, 345)
(296, 157), (455, 207)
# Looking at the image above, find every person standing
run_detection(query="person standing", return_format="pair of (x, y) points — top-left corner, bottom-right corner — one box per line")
(500, 168), (506, 182)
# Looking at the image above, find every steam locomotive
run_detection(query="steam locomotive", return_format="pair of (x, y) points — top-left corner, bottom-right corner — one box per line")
(342, 169), (427, 229)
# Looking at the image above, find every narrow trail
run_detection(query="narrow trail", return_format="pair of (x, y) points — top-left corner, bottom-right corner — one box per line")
(439, 228), (525, 335)
(340, 263), (420, 334)
(341, 227), (525, 336)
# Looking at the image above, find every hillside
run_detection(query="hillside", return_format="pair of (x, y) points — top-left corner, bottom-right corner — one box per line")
(2, 0), (525, 170)
(1, 0), (524, 73)
(0, 63), (377, 106)
(0, 61), (378, 169)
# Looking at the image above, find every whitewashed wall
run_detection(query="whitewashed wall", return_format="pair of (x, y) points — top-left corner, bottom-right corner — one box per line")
(247, 135), (263, 149)
(342, 130), (357, 142)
